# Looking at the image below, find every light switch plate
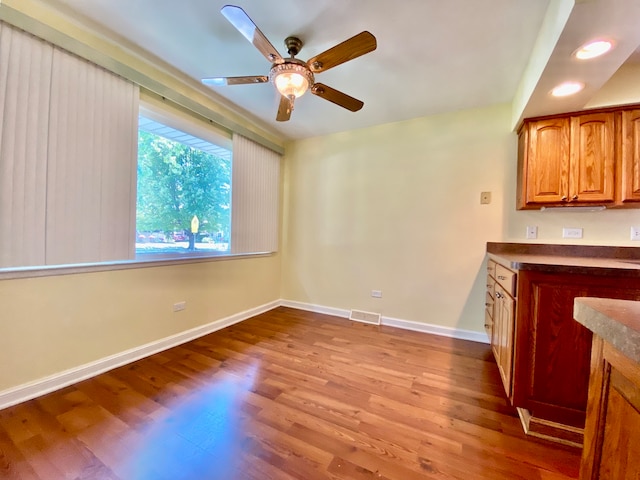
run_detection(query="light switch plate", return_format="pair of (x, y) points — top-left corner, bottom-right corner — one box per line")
(526, 226), (538, 239)
(631, 227), (640, 241)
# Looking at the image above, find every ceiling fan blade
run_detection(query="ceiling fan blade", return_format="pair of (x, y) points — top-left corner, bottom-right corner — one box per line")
(221, 5), (284, 64)
(202, 76), (268, 86)
(307, 31), (376, 73)
(311, 83), (364, 112)
(276, 95), (293, 122)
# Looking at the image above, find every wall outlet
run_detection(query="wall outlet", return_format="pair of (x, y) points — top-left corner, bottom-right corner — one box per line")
(631, 227), (640, 241)
(562, 227), (583, 239)
(371, 290), (382, 298)
(173, 301), (186, 312)
(526, 226), (538, 239)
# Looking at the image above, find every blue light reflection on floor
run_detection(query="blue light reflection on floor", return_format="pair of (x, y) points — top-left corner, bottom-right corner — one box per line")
(123, 365), (258, 480)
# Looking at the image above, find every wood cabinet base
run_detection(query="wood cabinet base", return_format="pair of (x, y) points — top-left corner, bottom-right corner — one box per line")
(517, 407), (583, 448)
(580, 336), (640, 479)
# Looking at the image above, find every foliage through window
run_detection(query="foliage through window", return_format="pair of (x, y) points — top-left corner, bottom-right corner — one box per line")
(136, 116), (232, 256)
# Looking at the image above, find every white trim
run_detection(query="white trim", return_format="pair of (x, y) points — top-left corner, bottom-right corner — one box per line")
(0, 300), (279, 410)
(280, 300), (489, 344)
(0, 298), (488, 411)
(382, 315), (489, 344)
(279, 300), (350, 319)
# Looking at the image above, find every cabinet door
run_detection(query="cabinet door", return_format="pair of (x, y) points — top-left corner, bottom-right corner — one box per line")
(494, 283), (514, 398)
(620, 109), (640, 203)
(525, 118), (571, 204)
(570, 113), (615, 203)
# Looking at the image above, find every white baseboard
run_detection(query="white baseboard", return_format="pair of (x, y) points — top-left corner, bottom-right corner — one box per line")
(382, 315), (489, 344)
(281, 300), (489, 344)
(0, 298), (488, 410)
(279, 300), (350, 319)
(0, 300), (279, 411)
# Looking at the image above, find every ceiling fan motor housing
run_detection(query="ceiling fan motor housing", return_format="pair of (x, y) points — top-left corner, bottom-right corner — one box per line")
(284, 36), (303, 56)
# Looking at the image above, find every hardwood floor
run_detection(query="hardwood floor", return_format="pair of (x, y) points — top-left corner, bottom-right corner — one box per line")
(0, 307), (581, 479)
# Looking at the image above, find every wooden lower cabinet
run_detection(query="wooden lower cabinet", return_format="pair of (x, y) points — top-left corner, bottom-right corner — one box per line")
(486, 260), (516, 398)
(580, 337), (640, 479)
(513, 271), (640, 444)
(494, 283), (514, 397)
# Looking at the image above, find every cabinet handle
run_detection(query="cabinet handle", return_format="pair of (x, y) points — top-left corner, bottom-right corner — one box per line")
(498, 275), (507, 280)
(484, 324), (490, 328)
(495, 292), (503, 299)
(571, 194), (578, 201)
(561, 196), (568, 202)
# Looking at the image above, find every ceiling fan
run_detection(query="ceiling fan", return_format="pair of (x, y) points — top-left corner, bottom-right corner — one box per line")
(202, 5), (377, 122)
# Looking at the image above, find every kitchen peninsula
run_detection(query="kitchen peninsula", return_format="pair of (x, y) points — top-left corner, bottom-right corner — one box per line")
(485, 242), (640, 445)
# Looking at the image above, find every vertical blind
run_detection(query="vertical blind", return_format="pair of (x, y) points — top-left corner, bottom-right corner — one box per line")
(231, 134), (281, 254)
(0, 23), (52, 267)
(0, 22), (139, 268)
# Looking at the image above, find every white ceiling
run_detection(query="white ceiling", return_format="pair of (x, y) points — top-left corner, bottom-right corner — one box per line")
(40, 0), (640, 140)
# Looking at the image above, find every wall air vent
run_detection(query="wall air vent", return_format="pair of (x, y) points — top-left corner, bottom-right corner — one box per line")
(349, 309), (381, 325)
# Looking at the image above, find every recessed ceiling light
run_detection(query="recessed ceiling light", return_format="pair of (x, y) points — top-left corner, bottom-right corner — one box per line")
(574, 40), (613, 60)
(551, 82), (585, 97)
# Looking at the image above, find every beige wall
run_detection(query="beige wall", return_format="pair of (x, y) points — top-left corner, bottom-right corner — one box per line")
(0, 0), (285, 395)
(0, 255), (281, 391)
(282, 103), (640, 334)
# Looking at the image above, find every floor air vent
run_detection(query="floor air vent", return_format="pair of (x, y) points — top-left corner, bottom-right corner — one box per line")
(349, 309), (381, 325)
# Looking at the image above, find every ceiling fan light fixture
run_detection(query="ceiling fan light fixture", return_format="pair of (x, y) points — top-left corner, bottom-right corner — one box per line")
(270, 62), (315, 98)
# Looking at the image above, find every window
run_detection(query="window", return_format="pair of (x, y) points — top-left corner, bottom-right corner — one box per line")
(136, 115), (232, 257)
(0, 21), (281, 274)
(136, 94), (282, 260)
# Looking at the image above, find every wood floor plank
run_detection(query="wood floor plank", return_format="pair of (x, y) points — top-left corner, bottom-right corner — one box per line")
(0, 307), (581, 479)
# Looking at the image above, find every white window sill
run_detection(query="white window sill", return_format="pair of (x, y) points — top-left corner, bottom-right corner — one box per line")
(0, 251), (274, 280)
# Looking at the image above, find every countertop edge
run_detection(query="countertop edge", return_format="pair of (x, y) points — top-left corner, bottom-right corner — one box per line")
(573, 298), (640, 364)
(486, 245), (640, 276)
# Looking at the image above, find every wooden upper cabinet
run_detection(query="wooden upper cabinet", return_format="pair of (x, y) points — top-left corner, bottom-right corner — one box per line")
(570, 113), (615, 203)
(619, 108), (640, 203)
(523, 117), (571, 205)
(518, 112), (615, 209)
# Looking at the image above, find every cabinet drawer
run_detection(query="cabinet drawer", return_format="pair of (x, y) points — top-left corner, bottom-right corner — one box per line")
(484, 309), (493, 335)
(485, 291), (494, 318)
(486, 275), (495, 297)
(495, 264), (517, 296)
(487, 259), (497, 277)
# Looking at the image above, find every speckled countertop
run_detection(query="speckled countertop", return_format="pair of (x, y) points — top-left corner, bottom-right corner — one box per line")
(487, 242), (640, 276)
(574, 298), (640, 364)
